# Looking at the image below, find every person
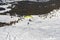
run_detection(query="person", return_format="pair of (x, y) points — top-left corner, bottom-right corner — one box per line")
(27, 22), (29, 24)
(29, 19), (32, 22)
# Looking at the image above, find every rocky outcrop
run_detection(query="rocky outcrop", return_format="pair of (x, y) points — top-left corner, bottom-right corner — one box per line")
(9, 0), (60, 15)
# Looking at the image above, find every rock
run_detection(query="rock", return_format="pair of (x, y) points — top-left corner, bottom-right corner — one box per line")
(9, 0), (60, 15)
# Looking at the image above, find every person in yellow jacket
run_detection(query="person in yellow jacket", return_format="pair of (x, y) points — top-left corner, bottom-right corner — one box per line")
(24, 15), (33, 19)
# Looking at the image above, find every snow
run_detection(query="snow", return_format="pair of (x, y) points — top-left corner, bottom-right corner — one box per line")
(0, 15), (19, 23)
(2, 0), (50, 3)
(0, 4), (12, 8)
(0, 8), (11, 13)
(0, 4), (12, 13)
(0, 8), (60, 40)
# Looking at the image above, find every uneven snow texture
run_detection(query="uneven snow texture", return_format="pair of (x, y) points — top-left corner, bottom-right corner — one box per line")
(0, 9), (60, 40)
(2, 0), (50, 3)
(0, 15), (19, 23)
(0, 4), (12, 13)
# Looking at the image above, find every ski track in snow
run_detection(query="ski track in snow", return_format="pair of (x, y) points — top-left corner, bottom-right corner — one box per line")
(0, 9), (60, 40)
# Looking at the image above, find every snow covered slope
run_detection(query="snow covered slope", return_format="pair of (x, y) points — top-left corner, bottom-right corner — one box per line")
(0, 15), (19, 23)
(0, 8), (60, 40)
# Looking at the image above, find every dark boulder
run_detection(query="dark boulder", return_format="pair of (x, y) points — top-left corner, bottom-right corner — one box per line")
(9, 0), (60, 15)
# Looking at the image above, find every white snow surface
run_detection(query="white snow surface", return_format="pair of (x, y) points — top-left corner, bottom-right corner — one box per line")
(0, 9), (60, 40)
(0, 15), (19, 23)
(0, 4), (12, 8)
